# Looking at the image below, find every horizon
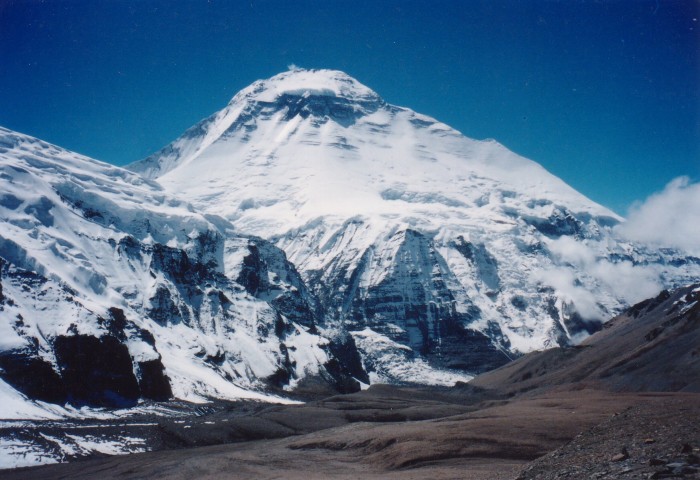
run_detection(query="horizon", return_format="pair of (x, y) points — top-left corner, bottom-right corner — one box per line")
(1, 0), (698, 215)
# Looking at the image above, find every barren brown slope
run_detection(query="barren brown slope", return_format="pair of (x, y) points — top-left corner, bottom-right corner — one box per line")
(0, 389), (648, 480)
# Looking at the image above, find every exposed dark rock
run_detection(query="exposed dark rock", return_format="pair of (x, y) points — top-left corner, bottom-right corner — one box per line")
(54, 335), (141, 408)
(426, 325), (512, 374)
(264, 341), (296, 390)
(276, 91), (382, 128)
(136, 359), (172, 401)
(450, 235), (501, 292)
(522, 208), (583, 238)
(150, 243), (203, 285)
(267, 367), (293, 389)
(249, 238), (320, 329)
(147, 285), (182, 325)
(100, 307), (128, 341)
(325, 332), (369, 387)
(322, 358), (362, 394)
(116, 234), (142, 259)
(0, 349), (67, 404)
(236, 244), (265, 295)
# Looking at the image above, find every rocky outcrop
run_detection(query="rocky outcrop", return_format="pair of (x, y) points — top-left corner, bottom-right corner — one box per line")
(284, 226), (512, 379)
(54, 335), (141, 408)
(0, 260), (172, 408)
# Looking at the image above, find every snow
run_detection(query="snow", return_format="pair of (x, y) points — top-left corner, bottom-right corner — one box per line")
(0, 438), (59, 469)
(0, 432), (150, 470)
(352, 328), (473, 386)
(0, 320), (26, 351)
(679, 301), (697, 315)
(63, 434), (147, 456)
(0, 380), (63, 421)
(235, 69), (380, 104)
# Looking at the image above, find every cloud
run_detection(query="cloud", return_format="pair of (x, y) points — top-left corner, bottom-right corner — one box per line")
(547, 235), (596, 266)
(616, 176), (700, 256)
(590, 260), (661, 304)
(547, 236), (662, 299)
(532, 178), (699, 323)
(542, 235), (663, 314)
(532, 266), (601, 319)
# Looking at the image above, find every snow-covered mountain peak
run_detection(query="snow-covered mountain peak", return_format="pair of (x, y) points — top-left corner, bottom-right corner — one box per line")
(129, 69), (388, 180)
(130, 70), (618, 238)
(234, 68), (382, 104)
(126, 69), (675, 361)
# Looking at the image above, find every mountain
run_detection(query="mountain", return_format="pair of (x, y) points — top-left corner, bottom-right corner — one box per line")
(2, 68), (698, 417)
(130, 68), (700, 380)
(0, 126), (364, 415)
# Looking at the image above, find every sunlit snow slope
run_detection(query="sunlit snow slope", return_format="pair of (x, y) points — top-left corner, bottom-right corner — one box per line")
(131, 69), (700, 367)
(0, 126), (365, 417)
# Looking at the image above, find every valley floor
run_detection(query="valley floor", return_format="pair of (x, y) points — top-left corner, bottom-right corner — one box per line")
(1, 386), (698, 480)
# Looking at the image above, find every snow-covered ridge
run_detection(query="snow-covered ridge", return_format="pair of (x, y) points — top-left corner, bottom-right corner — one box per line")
(0, 126), (369, 420)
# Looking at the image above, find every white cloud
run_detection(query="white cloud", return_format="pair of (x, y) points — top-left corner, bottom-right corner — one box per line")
(617, 176), (700, 256)
(531, 177), (698, 323)
(546, 236), (662, 305)
(590, 260), (661, 304)
(547, 236), (596, 266)
(532, 267), (601, 319)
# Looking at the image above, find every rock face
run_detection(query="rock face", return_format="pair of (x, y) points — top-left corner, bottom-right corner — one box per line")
(129, 68), (700, 383)
(0, 126), (363, 411)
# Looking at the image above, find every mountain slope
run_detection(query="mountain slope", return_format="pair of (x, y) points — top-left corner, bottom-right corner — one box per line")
(0, 126), (363, 415)
(130, 69), (700, 378)
(470, 282), (700, 394)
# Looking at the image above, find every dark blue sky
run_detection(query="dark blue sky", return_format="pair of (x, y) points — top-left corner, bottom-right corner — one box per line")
(1, 1), (698, 214)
